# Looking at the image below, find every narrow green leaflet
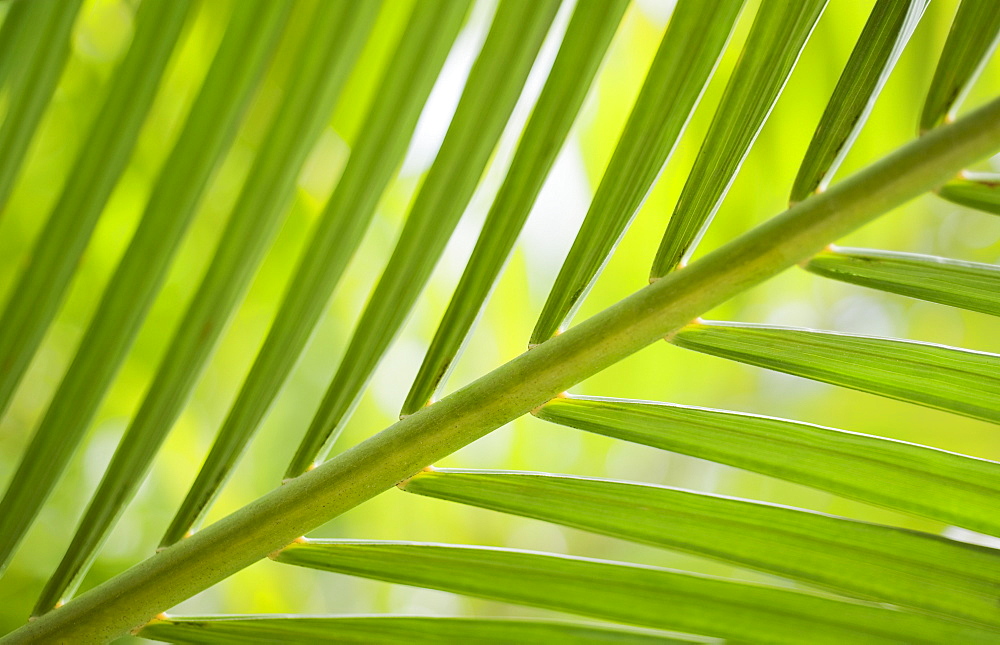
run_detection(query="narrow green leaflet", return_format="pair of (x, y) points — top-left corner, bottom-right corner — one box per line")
(401, 0), (631, 416)
(402, 469), (1000, 627)
(920, 0), (1000, 132)
(650, 0), (827, 278)
(286, 0), (562, 477)
(138, 615), (688, 645)
(0, 0), (190, 419)
(805, 246), (1000, 317)
(0, 0), (31, 93)
(0, 0), (82, 212)
(274, 540), (999, 644)
(0, 0), (275, 579)
(160, 0), (472, 548)
(670, 321), (1000, 423)
(528, 0), (744, 345)
(0, 2), (36, 98)
(39, 0), (376, 607)
(938, 172), (1000, 215)
(0, 0), (194, 572)
(790, 0), (927, 203)
(535, 396), (1000, 536)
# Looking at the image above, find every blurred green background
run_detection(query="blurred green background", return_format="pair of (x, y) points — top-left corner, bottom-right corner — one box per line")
(0, 0), (998, 636)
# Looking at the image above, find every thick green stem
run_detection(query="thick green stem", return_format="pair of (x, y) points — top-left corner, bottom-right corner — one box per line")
(6, 96), (1000, 644)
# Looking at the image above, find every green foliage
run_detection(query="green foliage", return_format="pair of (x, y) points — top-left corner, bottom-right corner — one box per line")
(1, 1), (999, 642)
(288, 0), (562, 476)
(403, 0), (631, 414)
(139, 615), (685, 644)
(529, 0), (744, 343)
(805, 246), (1000, 316)
(275, 540), (999, 644)
(790, 0), (927, 202)
(0, 0), (83, 210)
(35, 0), (371, 614)
(938, 171), (1000, 214)
(15, 0), (289, 609)
(0, 0), (197, 578)
(537, 395), (1000, 536)
(650, 0), (826, 276)
(919, 0), (1000, 131)
(401, 468), (1000, 626)
(670, 321), (1000, 423)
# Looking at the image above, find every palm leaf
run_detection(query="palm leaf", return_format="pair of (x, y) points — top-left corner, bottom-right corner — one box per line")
(0, 0), (189, 420)
(32, 0), (380, 614)
(790, 0), (927, 202)
(938, 172), (1000, 215)
(4, 4), (1000, 642)
(0, 0), (31, 91)
(669, 321), (1000, 423)
(11, 91), (1000, 643)
(402, 0), (631, 415)
(650, 0), (826, 277)
(0, 0), (82, 211)
(0, 0), (193, 572)
(160, 0), (472, 547)
(528, 0), (744, 344)
(535, 395), (1000, 536)
(401, 468), (1000, 627)
(274, 540), (1000, 644)
(920, 0), (1000, 132)
(804, 246), (1000, 316)
(286, 0), (562, 476)
(139, 615), (686, 645)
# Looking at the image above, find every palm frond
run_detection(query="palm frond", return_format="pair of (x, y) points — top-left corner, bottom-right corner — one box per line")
(2, 2), (1000, 642)
(920, 0), (1000, 132)
(139, 615), (689, 645)
(30, 0), (291, 614)
(536, 395), (1000, 535)
(938, 171), (1000, 214)
(804, 246), (1000, 316)
(287, 0), (563, 476)
(401, 468), (1000, 626)
(0, 0), (83, 210)
(274, 540), (998, 644)
(529, 0), (744, 343)
(791, 0), (927, 202)
(670, 321), (1000, 423)
(650, 0), (826, 277)
(0, 0), (199, 577)
(402, 0), (631, 415)
(160, 0), (472, 547)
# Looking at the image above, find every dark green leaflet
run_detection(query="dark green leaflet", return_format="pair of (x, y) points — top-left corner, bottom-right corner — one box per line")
(159, 0), (472, 547)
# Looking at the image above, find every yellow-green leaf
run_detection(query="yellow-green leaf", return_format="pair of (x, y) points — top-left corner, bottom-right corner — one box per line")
(805, 246), (1000, 316)
(0, 0), (196, 577)
(651, 0), (827, 277)
(528, 0), (745, 344)
(402, 0), (631, 416)
(670, 321), (1000, 423)
(0, 0), (82, 211)
(34, 0), (378, 613)
(403, 468), (1000, 627)
(159, 0), (472, 548)
(275, 540), (999, 644)
(791, 0), (927, 203)
(139, 615), (685, 645)
(286, 0), (562, 477)
(536, 395), (1000, 537)
(938, 172), (1000, 215)
(920, 0), (1000, 132)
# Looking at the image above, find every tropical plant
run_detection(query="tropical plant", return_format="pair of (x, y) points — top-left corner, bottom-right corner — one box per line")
(0, 0), (999, 642)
